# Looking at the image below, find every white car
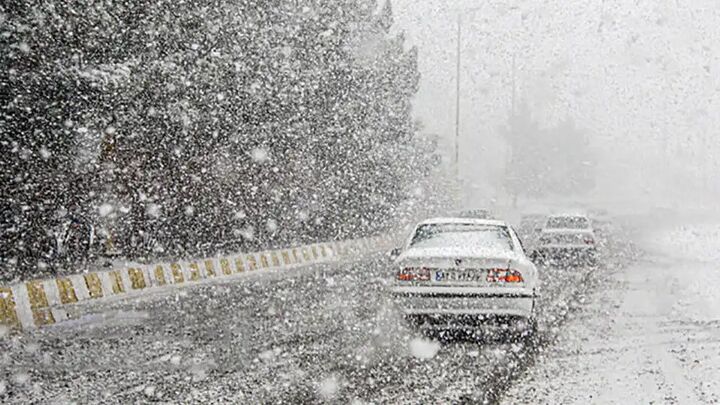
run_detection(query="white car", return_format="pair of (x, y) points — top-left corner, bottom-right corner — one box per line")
(532, 214), (598, 265)
(389, 218), (539, 336)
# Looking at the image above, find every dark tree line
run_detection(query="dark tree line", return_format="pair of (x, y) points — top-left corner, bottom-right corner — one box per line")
(0, 0), (433, 281)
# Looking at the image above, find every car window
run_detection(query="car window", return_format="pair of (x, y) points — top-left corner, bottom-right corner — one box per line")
(409, 224), (514, 251)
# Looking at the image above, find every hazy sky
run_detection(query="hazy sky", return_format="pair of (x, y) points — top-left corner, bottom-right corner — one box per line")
(391, 0), (720, 202)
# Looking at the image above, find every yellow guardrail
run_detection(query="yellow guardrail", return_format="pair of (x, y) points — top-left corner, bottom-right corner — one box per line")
(0, 235), (394, 331)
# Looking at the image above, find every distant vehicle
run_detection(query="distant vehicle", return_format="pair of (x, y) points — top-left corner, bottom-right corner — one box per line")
(454, 208), (493, 219)
(531, 230), (598, 266)
(389, 217), (539, 339)
(533, 214), (597, 266)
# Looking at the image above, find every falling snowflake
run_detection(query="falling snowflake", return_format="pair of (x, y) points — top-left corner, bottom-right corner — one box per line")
(409, 338), (440, 360)
(297, 210), (309, 221)
(250, 147), (270, 163)
(98, 203), (114, 217)
(146, 203), (161, 218)
(318, 375), (340, 399)
(12, 372), (30, 385)
(240, 226), (254, 240)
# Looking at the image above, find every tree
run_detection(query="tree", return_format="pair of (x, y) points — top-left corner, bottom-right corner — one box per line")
(0, 0), (427, 279)
(0, 1), (112, 278)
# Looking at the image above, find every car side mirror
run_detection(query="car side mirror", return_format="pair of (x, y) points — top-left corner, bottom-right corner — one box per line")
(388, 247), (401, 261)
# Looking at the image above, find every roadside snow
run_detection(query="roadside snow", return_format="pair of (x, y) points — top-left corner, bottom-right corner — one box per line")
(503, 222), (720, 404)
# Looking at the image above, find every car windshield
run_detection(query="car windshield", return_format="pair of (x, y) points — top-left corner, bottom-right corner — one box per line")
(546, 216), (590, 229)
(409, 224), (513, 251)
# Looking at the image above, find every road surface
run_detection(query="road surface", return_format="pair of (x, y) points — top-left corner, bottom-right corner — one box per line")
(503, 220), (720, 404)
(0, 223), (634, 403)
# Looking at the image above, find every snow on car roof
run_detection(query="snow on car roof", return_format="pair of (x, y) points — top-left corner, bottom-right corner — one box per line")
(418, 217), (507, 227)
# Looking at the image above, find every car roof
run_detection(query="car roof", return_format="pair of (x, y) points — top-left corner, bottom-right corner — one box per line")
(417, 217), (507, 227)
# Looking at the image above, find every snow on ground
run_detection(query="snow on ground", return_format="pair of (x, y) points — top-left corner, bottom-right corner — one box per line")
(0, 220), (633, 403)
(503, 220), (720, 404)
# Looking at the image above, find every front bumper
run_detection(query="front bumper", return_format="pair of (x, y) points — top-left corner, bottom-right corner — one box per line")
(391, 286), (535, 327)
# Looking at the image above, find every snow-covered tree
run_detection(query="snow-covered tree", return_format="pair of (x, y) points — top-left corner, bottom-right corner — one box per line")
(1, 0), (429, 276)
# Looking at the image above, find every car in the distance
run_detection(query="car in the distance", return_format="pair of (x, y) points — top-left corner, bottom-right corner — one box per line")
(532, 213), (598, 266)
(389, 217), (539, 339)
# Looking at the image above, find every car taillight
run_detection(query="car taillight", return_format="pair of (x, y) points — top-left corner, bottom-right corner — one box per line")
(504, 270), (524, 283)
(487, 268), (524, 283)
(397, 267), (430, 281)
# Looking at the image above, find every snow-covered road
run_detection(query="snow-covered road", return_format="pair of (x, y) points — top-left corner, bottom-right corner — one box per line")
(0, 221), (634, 403)
(504, 221), (720, 404)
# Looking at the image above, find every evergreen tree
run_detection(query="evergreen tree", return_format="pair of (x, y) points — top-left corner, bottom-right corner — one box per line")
(0, 0), (426, 278)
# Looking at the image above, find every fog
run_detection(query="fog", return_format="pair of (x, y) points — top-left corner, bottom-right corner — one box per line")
(393, 0), (720, 208)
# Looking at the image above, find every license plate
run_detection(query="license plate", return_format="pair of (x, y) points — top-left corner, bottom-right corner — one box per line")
(434, 269), (485, 282)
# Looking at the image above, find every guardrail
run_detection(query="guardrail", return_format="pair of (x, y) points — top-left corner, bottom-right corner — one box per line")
(0, 235), (394, 331)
